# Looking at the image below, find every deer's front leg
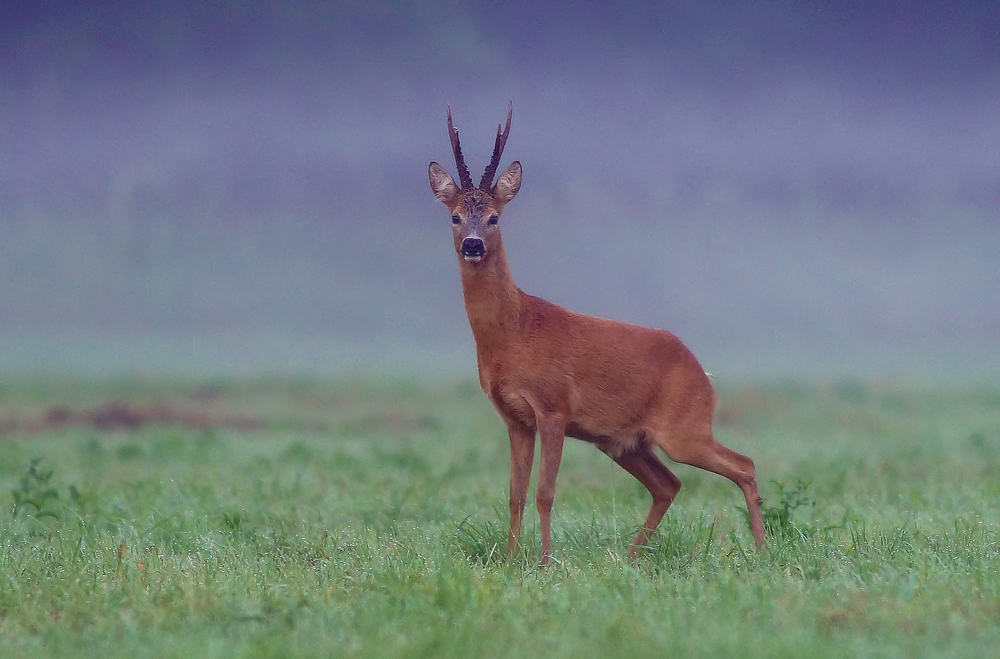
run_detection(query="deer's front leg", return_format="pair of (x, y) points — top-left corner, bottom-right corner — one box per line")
(536, 415), (566, 566)
(507, 421), (536, 559)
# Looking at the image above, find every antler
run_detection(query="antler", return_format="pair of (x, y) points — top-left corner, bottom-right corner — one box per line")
(447, 104), (474, 189)
(479, 102), (513, 191)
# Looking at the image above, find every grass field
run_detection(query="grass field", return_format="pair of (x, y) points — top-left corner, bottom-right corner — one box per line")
(0, 377), (998, 657)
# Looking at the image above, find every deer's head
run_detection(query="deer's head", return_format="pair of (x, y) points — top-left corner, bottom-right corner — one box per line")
(429, 104), (521, 263)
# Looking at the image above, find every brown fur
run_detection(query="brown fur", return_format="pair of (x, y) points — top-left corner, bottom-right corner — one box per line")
(429, 110), (766, 564)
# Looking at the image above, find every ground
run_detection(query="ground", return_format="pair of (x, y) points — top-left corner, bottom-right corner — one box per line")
(0, 377), (997, 657)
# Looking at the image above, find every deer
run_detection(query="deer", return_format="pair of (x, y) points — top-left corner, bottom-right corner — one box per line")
(428, 104), (766, 565)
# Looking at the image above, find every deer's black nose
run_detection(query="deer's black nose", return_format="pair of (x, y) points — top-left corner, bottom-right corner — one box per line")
(461, 237), (485, 258)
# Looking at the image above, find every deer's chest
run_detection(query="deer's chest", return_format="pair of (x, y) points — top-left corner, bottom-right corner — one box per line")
(477, 363), (540, 428)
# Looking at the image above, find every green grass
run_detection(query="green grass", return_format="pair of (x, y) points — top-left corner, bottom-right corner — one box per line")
(0, 377), (998, 657)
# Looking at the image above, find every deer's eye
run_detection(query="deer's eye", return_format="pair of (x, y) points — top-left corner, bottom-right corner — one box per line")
(487, 215), (499, 225)
(451, 215), (461, 225)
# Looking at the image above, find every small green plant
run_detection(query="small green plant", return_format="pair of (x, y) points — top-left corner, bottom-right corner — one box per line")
(223, 511), (244, 532)
(454, 509), (508, 566)
(761, 478), (815, 535)
(11, 458), (61, 519)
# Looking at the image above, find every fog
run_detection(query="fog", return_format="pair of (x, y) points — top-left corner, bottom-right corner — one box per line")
(2, 1), (997, 381)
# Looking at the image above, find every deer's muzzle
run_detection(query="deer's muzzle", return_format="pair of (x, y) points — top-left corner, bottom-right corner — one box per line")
(461, 237), (485, 261)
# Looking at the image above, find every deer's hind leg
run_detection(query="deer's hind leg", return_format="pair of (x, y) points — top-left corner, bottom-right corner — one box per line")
(601, 440), (682, 558)
(649, 417), (766, 548)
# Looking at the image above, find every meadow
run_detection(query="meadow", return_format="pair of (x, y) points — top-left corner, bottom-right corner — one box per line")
(0, 376), (998, 657)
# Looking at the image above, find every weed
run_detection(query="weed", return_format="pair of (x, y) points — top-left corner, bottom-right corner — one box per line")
(223, 511), (244, 532)
(761, 478), (816, 537)
(11, 458), (61, 519)
(454, 509), (508, 566)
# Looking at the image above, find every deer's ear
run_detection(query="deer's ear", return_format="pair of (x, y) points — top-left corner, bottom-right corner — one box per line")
(493, 161), (521, 205)
(428, 162), (457, 205)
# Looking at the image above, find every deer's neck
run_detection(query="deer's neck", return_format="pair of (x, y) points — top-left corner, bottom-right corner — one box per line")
(459, 240), (523, 349)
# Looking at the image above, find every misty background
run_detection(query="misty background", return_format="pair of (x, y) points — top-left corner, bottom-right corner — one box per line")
(1, 1), (997, 382)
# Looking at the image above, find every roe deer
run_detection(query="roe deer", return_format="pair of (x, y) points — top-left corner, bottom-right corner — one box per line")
(428, 104), (766, 564)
